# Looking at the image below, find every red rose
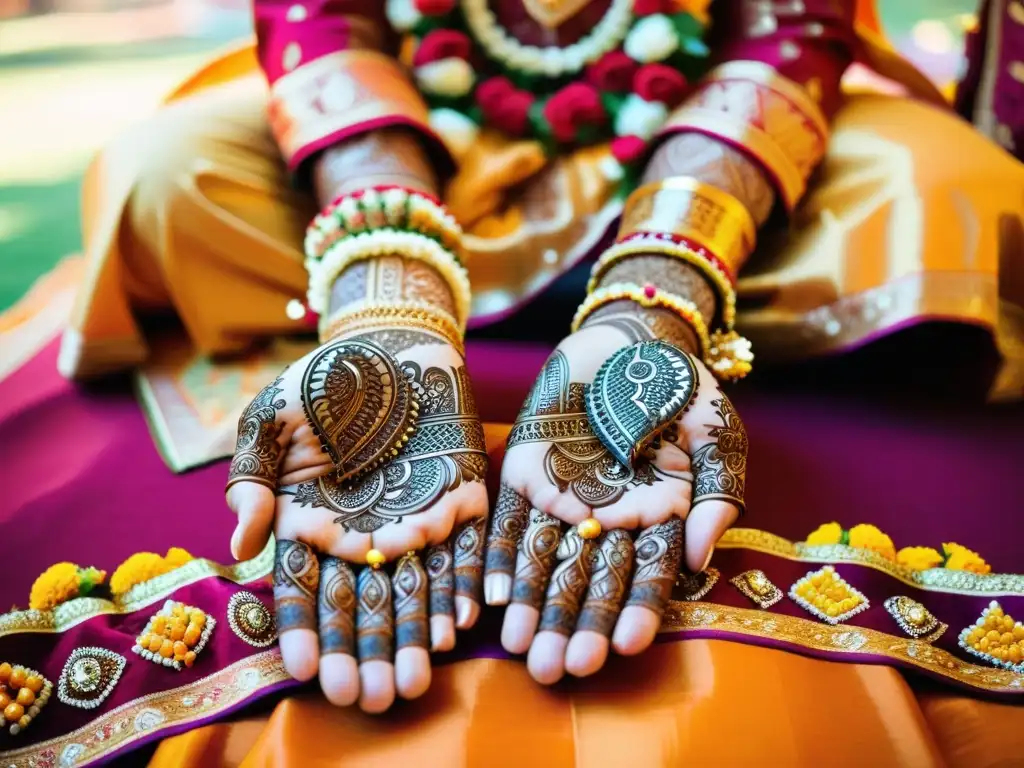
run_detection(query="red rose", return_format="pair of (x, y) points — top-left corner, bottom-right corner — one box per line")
(413, 0), (456, 15)
(610, 135), (648, 164)
(543, 83), (606, 143)
(585, 51), (639, 93)
(633, 64), (688, 107)
(632, 0), (663, 15)
(413, 29), (472, 66)
(476, 77), (535, 136)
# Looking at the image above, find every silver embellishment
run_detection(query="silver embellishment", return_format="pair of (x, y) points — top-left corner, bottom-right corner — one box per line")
(227, 591), (277, 648)
(883, 596), (946, 641)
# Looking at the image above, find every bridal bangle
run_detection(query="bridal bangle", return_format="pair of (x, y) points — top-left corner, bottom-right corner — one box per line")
(320, 300), (465, 355)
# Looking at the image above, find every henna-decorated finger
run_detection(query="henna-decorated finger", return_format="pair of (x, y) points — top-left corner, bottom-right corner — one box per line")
(393, 553), (431, 700)
(453, 516), (486, 629)
(317, 556), (359, 706)
(356, 566), (395, 713)
(502, 511), (563, 654)
(527, 525), (599, 684)
(612, 518), (684, 656)
(565, 529), (634, 678)
(424, 542), (455, 652)
(484, 484), (531, 605)
(274, 539), (320, 681)
(226, 377), (288, 560)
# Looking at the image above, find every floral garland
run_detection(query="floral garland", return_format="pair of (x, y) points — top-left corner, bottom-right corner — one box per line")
(804, 522), (992, 575)
(387, 0), (712, 165)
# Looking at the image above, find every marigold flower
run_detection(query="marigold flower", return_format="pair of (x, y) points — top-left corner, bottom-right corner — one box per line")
(29, 563), (106, 611)
(896, 546), (944, 571)
(942, 542), (991, 574)
(110, 548), (195, 595)
(848, 524), (896, 561)
(805, 522), (843, 546)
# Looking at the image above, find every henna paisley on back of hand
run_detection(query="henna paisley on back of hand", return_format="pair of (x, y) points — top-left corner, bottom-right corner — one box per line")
(274, 540), (320, 634)
(318, 556), (356, 656)
(538, 530), (596, 636)
(485, 484), (532, 578)
(625, 519), (684, 615)
(227, 376), (286, 490)
(511, 512), (563, 609)
(356, 567), (394, 662)
(691, 396), (748, 513)
(393, 553), (430, 650)
(577, 530), (634, 636)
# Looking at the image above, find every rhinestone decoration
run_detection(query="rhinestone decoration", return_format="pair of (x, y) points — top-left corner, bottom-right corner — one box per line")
(57, 647), (126, 710)
(226, 591), (277, 648)
(0, 663), (52, 736)
(132, 600), (216, 671)
(673, 568), (720, 602)
(883, 596), (946, 641)
(789, 566), (869, 625)
(730, 569), (783, 609)
(958, 600), (1024, 673)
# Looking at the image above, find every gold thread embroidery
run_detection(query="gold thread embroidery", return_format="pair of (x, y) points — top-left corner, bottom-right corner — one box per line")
(0, 539), (274, 638)
(57, 648), (126, 710)
(730, 569), (783, 609)
(227, 591), (277, 648)
(716, 528), (1024, 596)
(1, 650), (288, 766)
(660, 602), (1024, 693)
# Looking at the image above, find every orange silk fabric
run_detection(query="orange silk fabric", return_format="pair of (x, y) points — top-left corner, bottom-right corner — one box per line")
(147, 641), (1024, 767)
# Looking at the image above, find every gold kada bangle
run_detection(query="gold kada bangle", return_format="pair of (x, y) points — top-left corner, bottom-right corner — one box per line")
(320, 301), (465, 355)
(572, 282), (753, 381)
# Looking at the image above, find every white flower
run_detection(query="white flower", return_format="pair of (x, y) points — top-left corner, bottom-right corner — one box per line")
(614, 94), (669, 140)
(416, 57), (475, 97)
(599, 155), (625, 182)
(385, 0), (421, 32)
(624, 14), (679, 63)
(429, 108), (480, 160)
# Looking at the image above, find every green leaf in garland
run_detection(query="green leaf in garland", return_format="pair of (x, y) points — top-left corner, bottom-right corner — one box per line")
(680, 36), (711, 58)
(600, 91), (627, 118)
(465, 104), (483, 124)
(528, 99), (553, 143)
(670, 12), (704, 39)
(839, 528), (851, 546)
(411, 16), (449, 37)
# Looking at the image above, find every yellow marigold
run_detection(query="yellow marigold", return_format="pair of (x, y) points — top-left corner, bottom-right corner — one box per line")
(669, 0), (712, 23)
(942, 543), (991, 574)
(848, 524), (897, 561)
(29, 563), (106, 611)
(805, 522), (843, 546)
(897, 546), (944, 571)
(109, 548), (195, 595)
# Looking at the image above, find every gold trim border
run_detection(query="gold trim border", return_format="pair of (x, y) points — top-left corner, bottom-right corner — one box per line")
(660, 601), (1024, 693)
(0, 539), (275, 638)
(0, 650), (289, 766)
(717, 529), (1024, 596)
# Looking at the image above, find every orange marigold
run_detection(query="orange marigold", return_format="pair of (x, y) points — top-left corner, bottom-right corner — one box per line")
(805, 522), (843, 546)
(942, 543), (991, 574)
(29, 563), (106, 611)
(109, 548), (195, 595)
(897, 546), (944, 571)
(847, 524), (897, 561)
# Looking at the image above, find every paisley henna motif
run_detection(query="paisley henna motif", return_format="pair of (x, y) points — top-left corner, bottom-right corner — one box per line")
(318, 557), (356, 656)
(227, 376), (286, 490)
(485, 484), (532, 578)
(626, 519), (685, 614)
(539, 530), (596, 636)
(274, 540), (319, 634)
(425, 542), (455, 619)
(453, 516), (486, 602)
(691, 396), (747, 513)
(511, 512), (563, 609)
(356, 567), (394, 662)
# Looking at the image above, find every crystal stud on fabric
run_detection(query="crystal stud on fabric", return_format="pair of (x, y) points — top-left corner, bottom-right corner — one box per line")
(883, 596), (946, 642)
(958, 601), (1024, 673)
(585, 340), (697, 468)
(57, 647), (126, 710)
(788, 566), (869, 625)
(132, 600), (216, 671)
(0, 663), (52, 735)
(227, 591), (277, 648)
(673, 567), (720, 601)
(730, 569), (782, 609)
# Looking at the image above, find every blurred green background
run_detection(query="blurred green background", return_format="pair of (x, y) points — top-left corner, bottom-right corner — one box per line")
(0, 0), (978, 312)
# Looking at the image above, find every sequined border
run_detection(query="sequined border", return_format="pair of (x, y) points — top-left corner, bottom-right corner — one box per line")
(660, 602), (1024, 693)
(716, 529), (1024, 596)
(0, 539), (274, 638)
(0, 650), (288, 767)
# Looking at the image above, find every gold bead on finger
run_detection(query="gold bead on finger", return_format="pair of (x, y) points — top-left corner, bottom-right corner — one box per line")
(577, 518), (602, 540)
(366, 549), (386, 569)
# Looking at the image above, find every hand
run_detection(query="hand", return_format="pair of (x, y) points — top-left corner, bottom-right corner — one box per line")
(484, 314), (746, 684)
(226, 328), (488, 712)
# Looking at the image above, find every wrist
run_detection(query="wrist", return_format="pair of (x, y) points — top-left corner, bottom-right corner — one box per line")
(579, 300), (701, 357)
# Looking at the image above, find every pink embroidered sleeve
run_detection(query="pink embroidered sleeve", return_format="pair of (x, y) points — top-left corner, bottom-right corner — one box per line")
(255, 0), (445, 171)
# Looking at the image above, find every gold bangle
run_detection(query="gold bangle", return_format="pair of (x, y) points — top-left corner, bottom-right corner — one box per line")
(619, 177), (757, 275)
(572, 282), (753, 381)
(320, 301), (465, 355)
(661, 62), (829, 212)
(588, 236), (738, 329)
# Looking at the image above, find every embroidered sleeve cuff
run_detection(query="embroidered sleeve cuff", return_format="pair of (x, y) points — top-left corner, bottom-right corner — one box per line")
(268, 50), (451, 173)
